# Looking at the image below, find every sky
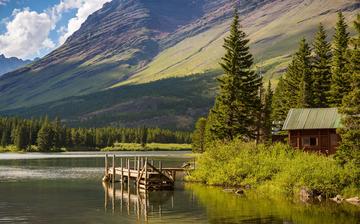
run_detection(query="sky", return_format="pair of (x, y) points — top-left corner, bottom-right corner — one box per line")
(0, 0), (111, 60)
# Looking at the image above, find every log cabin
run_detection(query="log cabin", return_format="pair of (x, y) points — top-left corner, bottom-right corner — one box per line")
(282, 108), (342, 155)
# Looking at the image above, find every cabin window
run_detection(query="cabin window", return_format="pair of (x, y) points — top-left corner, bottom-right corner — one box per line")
(302, 137), (318, 146)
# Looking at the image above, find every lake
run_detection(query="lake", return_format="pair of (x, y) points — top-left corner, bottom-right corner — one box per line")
(0, 152), (359, 224)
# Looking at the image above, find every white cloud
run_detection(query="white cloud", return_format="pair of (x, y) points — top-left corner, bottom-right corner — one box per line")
(0, 9), (54, 59)
(0, 0), (110, 59)
(0, 0), (9, 6)
(58, 0), (111, 44)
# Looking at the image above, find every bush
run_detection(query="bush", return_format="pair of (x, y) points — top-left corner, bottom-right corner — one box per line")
(188, 139), (360, 197)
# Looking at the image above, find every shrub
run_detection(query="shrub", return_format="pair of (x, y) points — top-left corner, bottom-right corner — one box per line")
(188, 139), (360, 197)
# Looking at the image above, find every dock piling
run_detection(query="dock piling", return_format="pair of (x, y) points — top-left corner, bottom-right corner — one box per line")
(112, 154), (116, 183)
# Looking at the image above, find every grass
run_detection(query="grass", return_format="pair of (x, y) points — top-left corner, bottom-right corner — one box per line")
(101, 143), (192, 151)
(187, 139), (360, 198)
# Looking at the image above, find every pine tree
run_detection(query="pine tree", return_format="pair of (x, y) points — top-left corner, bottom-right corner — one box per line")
(272, 77), (290, 128)
(336, 14), (360, 165)
(140, 126), (148, 147)
(37, 121), (54, 152)
(52, 117), (63, 149)
(262, 81), (273, 143)
(312, 23), (332, 107)
(209, 9), (262, 141)
(14, 125), (28, 150)
(1, 129), (9, 147)
(329, 12), (351, 106)
(192, 117), (207, 152)
(296, 38), (313, 107)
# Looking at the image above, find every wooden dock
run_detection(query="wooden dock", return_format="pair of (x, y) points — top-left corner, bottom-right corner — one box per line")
(102, 154), (194, 191)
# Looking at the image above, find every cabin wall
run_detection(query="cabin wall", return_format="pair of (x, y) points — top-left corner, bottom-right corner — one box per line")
(288, 129), (340, 155)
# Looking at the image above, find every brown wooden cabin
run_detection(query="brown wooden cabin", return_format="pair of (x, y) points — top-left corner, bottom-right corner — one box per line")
(282, 108), (342, 155)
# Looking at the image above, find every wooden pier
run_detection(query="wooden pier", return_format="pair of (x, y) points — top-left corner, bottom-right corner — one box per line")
(102, 154), (194, 191)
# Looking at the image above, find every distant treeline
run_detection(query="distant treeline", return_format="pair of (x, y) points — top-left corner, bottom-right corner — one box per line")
(0, 117), (191, 151)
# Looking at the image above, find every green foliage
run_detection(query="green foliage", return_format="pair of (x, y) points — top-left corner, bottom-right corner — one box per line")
(271, 77), (289, 124)
(192, 117), (207, 152)
(336, 14), (360, 167)
(14, 125), (28, 150)
(262, 81), (273, 143)
(189, 139), (360, 196)
(37, 121), (54, 152)
(296, 38), (313, 107)
(329, 12), (351, 106)
(0, 116), (191, 152)
(140, 126), (148, 147)
(312, 23), (332, 107)
(208, 9), (262, 141)
(272, 38), (314, 124)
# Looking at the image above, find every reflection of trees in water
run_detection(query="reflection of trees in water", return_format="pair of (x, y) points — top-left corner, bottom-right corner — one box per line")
(103, 182), (175, 222)
(186, 184), (360, 224)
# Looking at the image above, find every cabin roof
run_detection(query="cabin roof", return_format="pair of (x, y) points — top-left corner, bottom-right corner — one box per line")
(282, 108), (341, 130)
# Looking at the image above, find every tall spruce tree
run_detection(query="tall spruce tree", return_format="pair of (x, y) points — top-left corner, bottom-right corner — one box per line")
(329, 12), (351, 106)
(209, 9), (262, 141)
(336, 14), (360, 165)
(312, 23), (332, 107)
(192, 117), (207, 152)
(272, 77), (290, 126)
(296, 38), (313, 107)
(140, 126), (148, 147)
(14, 125), (28, 150)
(262, 81), (273, 143)
(37, 121), (54, 151)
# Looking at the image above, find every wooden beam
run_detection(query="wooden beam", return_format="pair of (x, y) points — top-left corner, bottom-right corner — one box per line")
(121, 157), (124, 184)
(105, 154), (108, 175)
(112, 154), (116, 183)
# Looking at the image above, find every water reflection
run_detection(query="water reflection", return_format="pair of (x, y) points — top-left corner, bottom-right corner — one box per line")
(103, 181), (179, 222)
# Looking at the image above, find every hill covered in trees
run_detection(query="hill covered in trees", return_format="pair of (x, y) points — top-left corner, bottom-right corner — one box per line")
(0, 117), (191, 152)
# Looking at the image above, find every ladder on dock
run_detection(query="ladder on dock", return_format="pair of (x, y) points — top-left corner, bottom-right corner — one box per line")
(102, 154), (194, 191)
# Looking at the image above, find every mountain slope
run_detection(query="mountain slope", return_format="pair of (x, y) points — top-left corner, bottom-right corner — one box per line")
(0, 0), (359, 129)
(114, 0), (359, 86)
(0, 0), (271, 110)
(0, 54), (31, 76)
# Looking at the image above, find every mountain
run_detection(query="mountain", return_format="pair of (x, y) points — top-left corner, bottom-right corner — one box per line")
(0, 54), (31, 76)
(0, 0), (359, 129)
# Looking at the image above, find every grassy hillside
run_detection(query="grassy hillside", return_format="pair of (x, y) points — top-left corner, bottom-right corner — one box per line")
(114, 0), (358, 87)
(0, 72), (219, 130)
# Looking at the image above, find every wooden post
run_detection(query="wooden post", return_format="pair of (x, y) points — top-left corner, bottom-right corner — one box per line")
(145, 157), (148, 190)
(105, 154), (108, 175)
(121, 157), (124, 184)
(137, 157), (140, 189)
(112, 154), (116, 183)
(127, 158), (130, 189)
(159, 160), (162, 189)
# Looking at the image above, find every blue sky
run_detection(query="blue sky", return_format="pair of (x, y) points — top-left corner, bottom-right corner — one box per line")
(0, 0), (111, 59)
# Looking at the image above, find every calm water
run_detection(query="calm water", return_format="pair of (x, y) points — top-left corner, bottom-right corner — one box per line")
(0, 152), (359, 224)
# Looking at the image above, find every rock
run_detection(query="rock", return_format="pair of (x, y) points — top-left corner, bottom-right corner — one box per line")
(223, 188), (235, 193)
(299, 187), (312, 201)
(317, 195), (323, 202)
(345, 197), (360, 206)
(331, 195), (344, 203)
(235, 188), (245, 195)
